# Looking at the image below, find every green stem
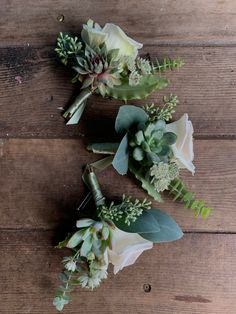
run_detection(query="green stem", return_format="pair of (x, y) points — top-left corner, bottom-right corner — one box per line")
(63, 88), (92, 125)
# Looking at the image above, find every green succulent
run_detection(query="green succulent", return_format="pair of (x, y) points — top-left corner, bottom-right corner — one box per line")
(73, 44), (123, 95)
(129, 120), (177, 165)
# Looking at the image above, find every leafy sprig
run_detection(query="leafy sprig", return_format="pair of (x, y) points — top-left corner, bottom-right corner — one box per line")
(153, 57), (184, 72)
(169, 178), (212, 218)
(143, 94), (178, 122)
(53, 219), (110, 311)
(55, 32), (82, 65)
(99, 195), (151, 226)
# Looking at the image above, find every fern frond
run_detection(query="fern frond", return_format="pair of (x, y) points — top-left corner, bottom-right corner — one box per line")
(153, 57), (184, 73)
(169, 178), (212, 218)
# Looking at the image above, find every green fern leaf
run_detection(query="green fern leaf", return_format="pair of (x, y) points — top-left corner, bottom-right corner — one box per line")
(169, 178), (212, 218)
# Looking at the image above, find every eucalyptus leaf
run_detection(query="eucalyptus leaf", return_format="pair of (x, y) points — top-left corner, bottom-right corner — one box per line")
(112, 133), (129, 175)
(139, 208), (183, 243)
(115, 105), (148, 133)
(114, 210), (160, 233)
(53, 296), (69, 312)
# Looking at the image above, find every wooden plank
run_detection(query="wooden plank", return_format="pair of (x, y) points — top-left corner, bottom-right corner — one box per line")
(1, 0), (236, 46)
(0, 231), (235, 313)
(0, 138), (235, 232)
(0, 46), (236, 138)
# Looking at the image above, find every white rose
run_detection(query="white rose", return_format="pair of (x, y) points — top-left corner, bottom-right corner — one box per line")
(102, 23), (143, 59)
(166, 114), (195, 174)
(81, 20), (108, 48)
(81, 20), (143, 59)
(108, 227), (153, 274)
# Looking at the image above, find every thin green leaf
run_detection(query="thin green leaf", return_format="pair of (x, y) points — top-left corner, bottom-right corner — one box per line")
(112, 133), (129, 175)
(80, 235), (93, 257)
(66, 230), (84, 248)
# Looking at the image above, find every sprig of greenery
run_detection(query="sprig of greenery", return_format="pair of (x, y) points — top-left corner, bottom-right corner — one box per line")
(169, 178), (212, 218)
(99, 195), (151, 226)
(153, 57), (184, 72)
(55, 32), (82, 65)
(143, 94), (178, 122)
(53, 220), (110, 311)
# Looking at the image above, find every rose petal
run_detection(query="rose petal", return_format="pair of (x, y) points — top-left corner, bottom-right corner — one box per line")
(166, 114), (195, 174)
(103, 23), (143, 58)
(108, 227), (153, 274)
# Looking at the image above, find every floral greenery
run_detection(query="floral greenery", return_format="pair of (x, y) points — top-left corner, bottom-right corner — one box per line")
(153, 57), (184, 72)
(88, 101), (212, 218)
(53, 219), (110, 311)
(150, 162), (179, 192)
(53, 168), (183, 311)
(129, 119), (177, 164)
(55, 20), (183, 124)
(99, 195), (151, 225)
(169, 178), (212, 217)
(55, 33), (82, 66)
(143, 94), (179, 122)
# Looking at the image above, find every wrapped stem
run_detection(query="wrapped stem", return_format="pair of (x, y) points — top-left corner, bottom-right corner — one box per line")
(63, 88), (92, 125)
(86, 166), (105, 207)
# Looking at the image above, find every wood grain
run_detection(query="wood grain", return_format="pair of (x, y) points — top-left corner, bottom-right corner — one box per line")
(0, 1), (236, 312)
(0, 231), (235, 314)
(0, 138), (235, 232)
(1, 0), (236, 46)
(0, 46), (236, 138)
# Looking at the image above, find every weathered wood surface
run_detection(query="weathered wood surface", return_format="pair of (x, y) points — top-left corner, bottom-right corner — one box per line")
(1, 231), (236, 314)
(1, 0), (236, 46)
(0, 139), (235, 232)
(0, 0), (236, 313)
(0, 46), (236, 138)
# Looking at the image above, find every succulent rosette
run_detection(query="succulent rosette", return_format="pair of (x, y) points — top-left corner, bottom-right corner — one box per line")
(53, 167), (183, 311)
(88, 97), (212, 218)
(55, 20), (183, 124)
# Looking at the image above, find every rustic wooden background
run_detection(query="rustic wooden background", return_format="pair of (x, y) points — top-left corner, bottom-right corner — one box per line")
(0, 1), (236, 313)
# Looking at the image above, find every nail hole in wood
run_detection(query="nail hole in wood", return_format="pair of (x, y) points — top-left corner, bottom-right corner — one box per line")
(143, 284), (151, 292)
(57, 14), (64, 22)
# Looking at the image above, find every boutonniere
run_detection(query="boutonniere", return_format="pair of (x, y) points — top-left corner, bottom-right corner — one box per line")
(55, 20), (183, 124)
(88, 96), (212, 217)
(53, 166), (183, 311)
